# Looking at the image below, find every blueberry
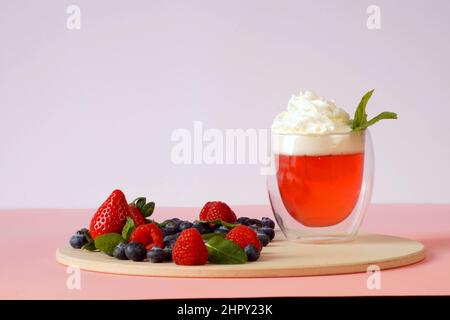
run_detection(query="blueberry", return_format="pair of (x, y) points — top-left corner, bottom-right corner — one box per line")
(113, 242), (129, 260)
(244, 245), (260, 262)
(164, 233), (180, 249)
(173, 219), (183, 227)
(147, 247), (165, 263)
(257, 232), (270, 247)
(193, 222), (213, 234)
(168, 239), (177, 249)
(249, 225), (259, 232)
(125, 242), (147, 261)
(178, 221), (193, 231)
(247, 219), (262, 228)
(260, 227), (275, 241)
(237, 217), (250, 225)
(76, 228), (89, 236)
(169, 218), (182, 228)
(261, 217), (275, 229)
(69, 234), (87, 249)
(163, 222), (179, 236)
(214, 226), (229, 235)
(162, 247), (172, 261)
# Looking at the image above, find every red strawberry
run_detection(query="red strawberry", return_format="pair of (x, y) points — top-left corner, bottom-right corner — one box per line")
(173, 228), (208, 265)
(129, 223), (163, 249)
(127, 204), (145, 227)
(89, 189), (129, 239)
(127, 197), (155, 226)
(226, 225), (262, 251)
(199, 201), (237, 223)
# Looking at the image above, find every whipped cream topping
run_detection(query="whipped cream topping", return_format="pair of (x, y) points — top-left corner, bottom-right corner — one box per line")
(271, 131), (365, 156)
(272, 90), (352, 135)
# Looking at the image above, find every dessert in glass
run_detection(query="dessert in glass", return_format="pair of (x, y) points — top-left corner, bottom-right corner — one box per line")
(267, 90), (396, 243)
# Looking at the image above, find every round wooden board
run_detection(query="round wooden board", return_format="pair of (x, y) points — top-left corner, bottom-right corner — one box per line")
(56, 233), (425, 278)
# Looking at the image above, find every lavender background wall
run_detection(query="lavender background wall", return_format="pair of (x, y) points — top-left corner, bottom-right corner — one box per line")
(1, 0), (449, 208)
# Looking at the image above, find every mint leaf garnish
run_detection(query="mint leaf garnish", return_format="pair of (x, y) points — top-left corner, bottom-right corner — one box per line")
(81, 241), (97, 251)
(80, 229), (96, 251)
(365, 111), (398, 127)
(202, 232), (226, 241)
(199, 220), (238, 229)
(84, 230), (93, 243)
(352, 89), (373, 130)
(351, 89), (397, 131)
(94, 233), (125, 255)
(205, 235), (247, 264)
(122, 217), (135, 241)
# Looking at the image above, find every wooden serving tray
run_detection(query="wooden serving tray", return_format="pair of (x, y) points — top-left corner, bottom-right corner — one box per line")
(56, 233), (425, 278)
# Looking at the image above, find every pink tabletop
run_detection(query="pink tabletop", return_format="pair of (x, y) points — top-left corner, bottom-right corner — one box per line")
(1, 204), (449, 299)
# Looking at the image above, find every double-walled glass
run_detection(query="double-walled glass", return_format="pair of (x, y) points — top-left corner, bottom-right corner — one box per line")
(267, 130), (374, 243)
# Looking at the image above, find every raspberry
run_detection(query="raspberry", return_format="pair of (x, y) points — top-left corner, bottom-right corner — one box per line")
(172, 228), (208, 265)
(226, 225), (262, 251)
(129, 223), (163, 249)
(199, 201), (237, 223)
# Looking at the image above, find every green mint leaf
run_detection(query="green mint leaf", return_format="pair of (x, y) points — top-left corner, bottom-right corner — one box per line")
(366, 111), (398, 127)
(352, 89), (374, 130)
(142, 202), (155, 217)
(84, 230), (93, 243)
(121, 217), (135, 241)
(202, 232), (226, 241)
(351, 90), (397, 130)
(94, 233), (125, 255)
(81, 241), (97, 251)
(205, 235), (247, 264)
(199, 219), (238, 229)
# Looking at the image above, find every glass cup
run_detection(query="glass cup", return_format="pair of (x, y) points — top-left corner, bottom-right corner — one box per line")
(267, 130), (374, 243)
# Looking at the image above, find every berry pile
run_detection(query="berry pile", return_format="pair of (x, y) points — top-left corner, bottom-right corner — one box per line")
(69, 191), (276, 265)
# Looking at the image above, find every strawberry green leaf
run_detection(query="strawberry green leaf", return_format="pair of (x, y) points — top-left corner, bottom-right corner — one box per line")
(142, 202), (155, 217)
(205, 235), (247, 264)
(122, 217), (135, 241)
(130, 197), (155, 217)
(145, 218), (158, 225)
(94, 233), (125, 255)
(133, 197), (147, 211)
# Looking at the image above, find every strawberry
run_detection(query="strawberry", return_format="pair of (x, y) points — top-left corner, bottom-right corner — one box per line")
(129, 223), (163, 250)
(127, 204), (145, 227)
(226, 225), (262, 251)
(173, 228), (208, 265)
(127, 197), (155, 227)
(199, 201), (237, 224)
(89, 189), (129, 239)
